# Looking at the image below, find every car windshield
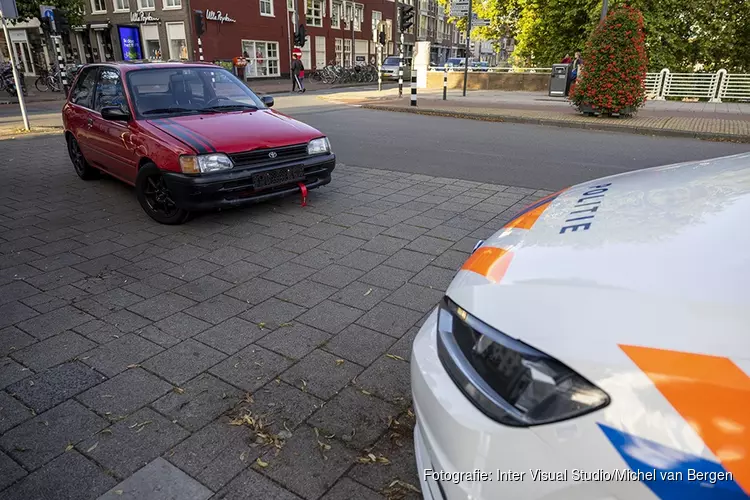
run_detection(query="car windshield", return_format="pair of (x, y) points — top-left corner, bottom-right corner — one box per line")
(126, 67), (265, 117)
(383, 57), (400, 66)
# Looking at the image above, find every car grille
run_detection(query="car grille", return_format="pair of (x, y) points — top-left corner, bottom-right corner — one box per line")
(229, 144), (308, 168)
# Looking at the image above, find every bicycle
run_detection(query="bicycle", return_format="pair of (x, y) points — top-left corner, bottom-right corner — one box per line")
(35, 68), (61, 92)
(0, 63), (27, 97)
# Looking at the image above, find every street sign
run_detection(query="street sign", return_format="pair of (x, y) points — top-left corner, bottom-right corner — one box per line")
(452, 0), (469, 15)
(0, 0), (18, 17)
(40, 5), (56, 32)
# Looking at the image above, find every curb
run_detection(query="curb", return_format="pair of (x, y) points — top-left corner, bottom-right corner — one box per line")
(0, 96), (66, 106)
(0, 126), (63, 139)
(361, 104), (750, 143)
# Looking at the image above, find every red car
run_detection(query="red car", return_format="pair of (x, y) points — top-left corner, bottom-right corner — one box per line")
(63, 62), (334, 224)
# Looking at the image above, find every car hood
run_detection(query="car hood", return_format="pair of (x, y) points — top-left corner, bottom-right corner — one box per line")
(446, 152), (750, 362)
(146, 109), (324, 155)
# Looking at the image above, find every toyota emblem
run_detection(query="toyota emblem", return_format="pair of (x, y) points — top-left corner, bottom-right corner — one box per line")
(268, 151), (278, 159)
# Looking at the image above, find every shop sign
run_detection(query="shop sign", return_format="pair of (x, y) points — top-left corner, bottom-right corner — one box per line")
(130, 11), (160, 23)
(118, 25), (143, 60)
(206, 10), (236, 23)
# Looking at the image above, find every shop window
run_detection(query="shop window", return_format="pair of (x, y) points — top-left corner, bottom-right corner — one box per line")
(306, 0), (323, 27)
(331, 1), (341, 28)
(241, 40), (280, 78)
(344, 38), (351, 67)
(260, 0), (274, 16)
(114, 0), (129, 11)
(90, 0), (106, 13)
(163, 0), (181, 8)
(334, 38), (343, 66)
(354, 4), (363, 31)
(138, 0), (155, 10)
(141, 24), (161, 60)
(166, 22), (187, 60)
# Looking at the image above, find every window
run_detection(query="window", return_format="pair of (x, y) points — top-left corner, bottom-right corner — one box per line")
(371, 10), (381, 36)
(306, 0), (323, 27)
(419, 14), (427, 37)
(287, 0), (294, 10)
(301, 36), (311, 69)
(343, 3), (352, 29)
(335, 38), (343, 65)
(138, 0), (155, 10)
(90, 0), (106, 13)
(114, 0), (129, 11)
(331, 1), (341, 28)
(261, 0), (274, 16)
(344, 38), (351, 67)
(141, 24), (161, 60)
(315, 36), (326, 68)
(354, 4), (363, 31)
(163, 0), (181, 9)
(71, 68), (98, 108)
(241, 40), (280, 77)
(94, 68), (127, 112)
(166, 22), (187, 60)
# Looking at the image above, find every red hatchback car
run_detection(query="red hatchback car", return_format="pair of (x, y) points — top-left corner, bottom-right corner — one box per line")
(63, 62), (335, 224)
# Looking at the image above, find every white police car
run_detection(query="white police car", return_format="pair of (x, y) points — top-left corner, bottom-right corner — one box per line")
(411, 153), (750, 500)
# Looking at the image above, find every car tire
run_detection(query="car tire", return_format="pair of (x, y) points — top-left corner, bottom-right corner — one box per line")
(136, 163), (191, 225)
(67, 135), (100, 180)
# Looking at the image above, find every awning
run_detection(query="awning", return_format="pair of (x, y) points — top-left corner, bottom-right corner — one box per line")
(90, 23), (110, 30)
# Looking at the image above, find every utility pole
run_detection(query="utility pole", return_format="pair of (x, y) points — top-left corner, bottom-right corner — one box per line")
(600, 0), (608, 22)
(0, 6), (30, 131)
(351, 12), (355, 68)
(462, 1), (472, 97)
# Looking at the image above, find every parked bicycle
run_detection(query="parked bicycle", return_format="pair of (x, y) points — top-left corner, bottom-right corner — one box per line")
(35, 68), (62, 92)
(310, 61), (379, 85)
(0, 63), (27, 97)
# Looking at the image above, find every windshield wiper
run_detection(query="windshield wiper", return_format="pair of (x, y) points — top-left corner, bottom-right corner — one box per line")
(142, 107), (197, 115)
(201, 104), (258, 113)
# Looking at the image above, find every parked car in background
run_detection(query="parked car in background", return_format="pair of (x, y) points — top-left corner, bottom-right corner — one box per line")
(445, 58), (467, 71)
(380, 56), (411, 80)
(470, 61), (490, 72)
(63, 61), (335, 224)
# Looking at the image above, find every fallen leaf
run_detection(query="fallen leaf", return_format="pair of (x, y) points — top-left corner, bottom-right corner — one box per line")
(99, 429), (113, 435)
(65, 443), (74, 452)
(173, 387), (185, 394)
(368, 453), (377, 461)
(335, 359), (345, 366)
(126, 364), (140, 369)
(364, 288), (373, 296)
(28, 381), (34, 386)
(257, 322), (267, 330)
(301, 379), (308, 392)
(101, 394), (115, 398)
(361, 389), (371, 396)
(114, 490), (123, 495)
(86, 442), (98, 453)
(386, 353), (406, 361)
(240, 451), (247, 462)
(256, 458), (268, 468)
(279, 322), (293, 327)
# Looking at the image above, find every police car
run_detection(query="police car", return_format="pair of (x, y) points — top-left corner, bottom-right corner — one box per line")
(411, 153), (750, 500)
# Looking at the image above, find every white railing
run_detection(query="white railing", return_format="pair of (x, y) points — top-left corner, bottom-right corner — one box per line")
(718, 72), (750, 100)
(428, 66), (552, 73)
(647, 68), (749, 102)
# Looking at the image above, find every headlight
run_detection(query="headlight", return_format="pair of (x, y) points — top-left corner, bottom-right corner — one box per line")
(179, 154), (233, 174)
(307, 137), (330, 155)
(437, 297), (609, 426)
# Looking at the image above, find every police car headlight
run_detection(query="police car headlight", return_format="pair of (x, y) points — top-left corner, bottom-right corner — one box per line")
(437, 297), (610, 426)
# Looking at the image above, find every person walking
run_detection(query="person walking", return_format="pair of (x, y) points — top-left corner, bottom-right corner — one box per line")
(561, 54), (571, 64)
(571, 50), (583, 83)
(291, 54), (306, 93)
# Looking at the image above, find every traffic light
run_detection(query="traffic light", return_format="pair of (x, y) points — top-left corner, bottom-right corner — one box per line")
(55, 10), (69, 33)
(399, 5), (414, 33)
(294, 24), (307, 47)
(378, 31), (386, 45)
(40, 17), (52, 34)
(194, 10), (205, 37)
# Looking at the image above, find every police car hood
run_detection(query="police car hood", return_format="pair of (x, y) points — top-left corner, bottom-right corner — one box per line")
(446, 152), (750, 363)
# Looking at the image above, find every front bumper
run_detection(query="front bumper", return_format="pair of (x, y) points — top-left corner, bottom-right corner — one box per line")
(162, 153), (335, 211)
(411, 309), (615, 500)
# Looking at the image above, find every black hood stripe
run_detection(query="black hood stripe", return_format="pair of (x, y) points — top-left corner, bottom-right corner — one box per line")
(163, 118), (217, 154)
(151, 118), (207, 154)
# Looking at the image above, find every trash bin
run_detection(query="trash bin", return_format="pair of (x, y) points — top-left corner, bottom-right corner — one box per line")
(549, 64), (571, 97)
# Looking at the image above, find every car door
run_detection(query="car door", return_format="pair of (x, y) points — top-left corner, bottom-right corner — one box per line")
(89, 67), (139, 184)
(66, 67), (100, 161)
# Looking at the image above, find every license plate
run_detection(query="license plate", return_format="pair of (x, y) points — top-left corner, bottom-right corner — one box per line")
(252, 166), (304, 189)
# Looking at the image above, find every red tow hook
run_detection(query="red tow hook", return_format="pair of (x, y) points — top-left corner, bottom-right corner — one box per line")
(298, 182), (308, 207)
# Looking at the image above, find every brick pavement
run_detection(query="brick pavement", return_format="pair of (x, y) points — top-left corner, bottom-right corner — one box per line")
(0, 134), (551, 500)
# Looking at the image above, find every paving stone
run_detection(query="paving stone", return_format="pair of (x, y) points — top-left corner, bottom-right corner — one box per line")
(15, 305), (93, 340)
(153, 312), (212, 340)
(164, 259), (222, 282)
(0, 281), (39, 306)
(381, 223), (428, 241)
(301, 222), (345, 241)
(310, 265), (364, 288)
(90, 288), (142, 310)
(201, 246), (252, 266)
(123, 273), (185, 299)
(0, 327), (34, 357)
(127, 292), (196, 322)
(410, 265), (456, 291)
(7, 361), (105, 413)
(184, 294), (250, 325)
(280, 349), (362, 400)
(323, 324), (395, 367)
(151, 373), (242, 432)
(159, 244), (207, 264)
(276, 281), (338, 308)
(11, 331), (96, 371)
(361, 235), (409, 256)
(356, 356), (412, 407)
(383, 249), (436, 273)
(0, 357), (30, 392)
(323, 212), (364, 228)
(320, 478), (384, 500)
(102, 309), (151, 333)
(328, 281), (389, 311)
(336, 249), (389, 272)
(241, 298), (307, 331)
(360, 265), (415, 291)
(255, 424), (358, 500)
(210, 261), (266, 284)
(261, 262), (316, 287)
(405, 235), (454, 256)
(243, 247), (296, 268)
(73, 240), (127, 260)
(25, 267), (88, 292)
(0, 449), (26, 492)
(257, 322), (331, 360)
(232, 234), (283, 254)
(296, 300), (362, 335)
(260, 221), (307, 240)
(136, 325), (181, 348)
(0, 450), (116, 500)
(76, 367), (172, 418)
(431, 249), (470, 270)
(211, 468), (300, 500)
(97, 457), (212, 500)
(0, 399), (108, 470)
(81, 334), (163, 377)
(209, 345), (293, 393)
(356, 302), (422, 339)
(173, 275), (234, 302)
(31, 238), (84, 257)
(242, 380), (323, 433)
(385, 283), (443, 313)
(309, 387), (398, 448)
(193, 317), (265, 355)
(0, 302), (38, 330)
(388, 327), (420, 362)
(225, 278), (286, 306)
(348, 425), (420, 496)
(0, 391), (32, 434)
(341, 222), (386, 240)
(72, 255), (131, 277)
(167, 418), (254, 492)
(72, 297), (121, 319)
(78, 407), (189, 478)
(142, 339), (225, 386)
(290, 248), (344, 270)
(317, 234), (366, 254)
(29, 253), (86, 272)
(451, 236), (479, 253)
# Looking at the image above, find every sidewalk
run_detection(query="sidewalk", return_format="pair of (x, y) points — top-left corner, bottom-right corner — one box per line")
(325, 88), (750, 142)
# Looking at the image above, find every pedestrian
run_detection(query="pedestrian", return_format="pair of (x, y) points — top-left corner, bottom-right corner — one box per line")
(561, 53), (571, 64)
(571, 50), (583, 82)
(291, 54), (306, 93)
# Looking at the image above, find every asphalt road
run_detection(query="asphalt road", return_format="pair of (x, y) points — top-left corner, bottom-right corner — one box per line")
(2, 90), (748, 190)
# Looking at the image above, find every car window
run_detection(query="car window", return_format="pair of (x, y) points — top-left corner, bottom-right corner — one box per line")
(94, 68), (127, 113)
(384, 57), (400, 65)
(70, 67), (98, 109)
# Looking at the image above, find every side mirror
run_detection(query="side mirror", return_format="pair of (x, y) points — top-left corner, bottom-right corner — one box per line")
(261, 95), (274, 108)
(101, 106), (131, 121)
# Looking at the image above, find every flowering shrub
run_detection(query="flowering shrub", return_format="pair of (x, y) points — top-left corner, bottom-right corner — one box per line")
(570, 5), (648, 116)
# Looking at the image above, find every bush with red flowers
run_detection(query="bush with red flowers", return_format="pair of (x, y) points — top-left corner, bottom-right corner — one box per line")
(569, 5), (648, 116)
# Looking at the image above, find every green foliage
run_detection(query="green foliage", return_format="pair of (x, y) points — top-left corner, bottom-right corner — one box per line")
(569, 5), (648, 114)
(12, 0), (85, 25)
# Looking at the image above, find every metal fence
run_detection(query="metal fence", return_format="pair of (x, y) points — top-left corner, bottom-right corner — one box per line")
(648, 68), (750, 102)
(428, 66), (552, 73)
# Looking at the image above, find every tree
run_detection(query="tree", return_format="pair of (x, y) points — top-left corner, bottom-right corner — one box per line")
(12, 0), (84, 24)
(569, 4), (648, 115)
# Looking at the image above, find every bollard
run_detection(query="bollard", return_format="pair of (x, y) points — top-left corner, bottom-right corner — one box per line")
(398, 33), (404, 98)
(411, 74), (417, 106)
(53, 36), (68, 96)
(198, 37), (204, 61)
(443, 68), (447, 100)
